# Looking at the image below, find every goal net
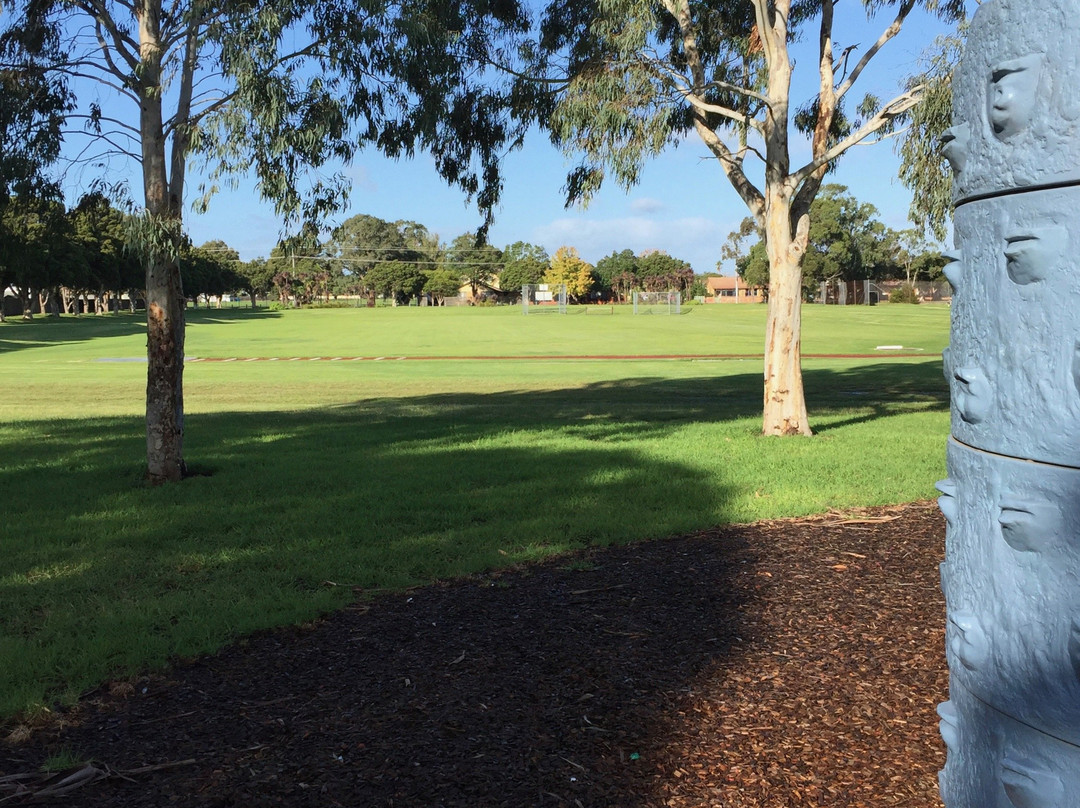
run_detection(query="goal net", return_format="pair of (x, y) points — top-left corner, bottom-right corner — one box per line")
(522, 283), (567, 314)
(632, 290), (682, 314)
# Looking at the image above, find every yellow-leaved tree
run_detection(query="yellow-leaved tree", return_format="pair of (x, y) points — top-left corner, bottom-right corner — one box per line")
(545, 246), (594, 302)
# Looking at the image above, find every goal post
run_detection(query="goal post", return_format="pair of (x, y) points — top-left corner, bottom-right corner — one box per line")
(522, 283), (567, 314)
(632, 290), (682, 314)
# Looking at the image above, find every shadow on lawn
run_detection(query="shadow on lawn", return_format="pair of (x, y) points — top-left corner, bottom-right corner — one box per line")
(0, 360), (945, 721)
(1, 360), (947, 803)
(0, 307), (280, 356)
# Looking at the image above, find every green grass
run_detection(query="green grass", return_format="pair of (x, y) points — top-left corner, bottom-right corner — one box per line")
(0, 303), (951, 721)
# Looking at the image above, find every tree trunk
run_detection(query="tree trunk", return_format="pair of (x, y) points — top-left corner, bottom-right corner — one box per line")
(761, 198), (812, 437)
(20, 287), (33, 320)
(140, 0), (187, 484)
(145, 253), (185, 482)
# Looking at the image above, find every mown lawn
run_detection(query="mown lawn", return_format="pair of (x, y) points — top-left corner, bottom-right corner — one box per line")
(0, 303), (950, 720)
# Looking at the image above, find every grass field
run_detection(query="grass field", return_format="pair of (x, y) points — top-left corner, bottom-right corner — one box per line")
(0, 303), (951, 720)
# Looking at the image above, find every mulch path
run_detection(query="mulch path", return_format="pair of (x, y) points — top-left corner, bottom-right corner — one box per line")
(2, 502), (947, 807)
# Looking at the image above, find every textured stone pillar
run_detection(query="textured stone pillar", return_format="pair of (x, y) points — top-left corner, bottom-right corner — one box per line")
(938, 1), (1080, 805)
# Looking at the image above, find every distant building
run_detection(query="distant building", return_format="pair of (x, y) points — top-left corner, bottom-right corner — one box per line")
(705, 275), (764, 304)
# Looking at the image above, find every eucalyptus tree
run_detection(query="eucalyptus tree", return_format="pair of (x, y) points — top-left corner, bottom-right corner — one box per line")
(0, 0), (529, 482)
(0, 11), (70, 201)
(517, 0), (964, 435)
(897, 31), (964, 242)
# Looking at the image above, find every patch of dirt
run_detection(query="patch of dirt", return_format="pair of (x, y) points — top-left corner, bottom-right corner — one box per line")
(2, 503), (947, 807)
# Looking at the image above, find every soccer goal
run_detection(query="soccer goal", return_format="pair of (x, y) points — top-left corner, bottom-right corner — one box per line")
(522, 283), (567, 314)
(632, 290), (682, 314)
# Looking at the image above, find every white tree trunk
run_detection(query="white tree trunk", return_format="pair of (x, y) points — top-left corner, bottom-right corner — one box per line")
(762, 196), (812, 436)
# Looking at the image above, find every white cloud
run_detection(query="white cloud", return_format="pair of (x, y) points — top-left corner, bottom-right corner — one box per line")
(630, 197), (665, 214)
(344, 163), (379, 193)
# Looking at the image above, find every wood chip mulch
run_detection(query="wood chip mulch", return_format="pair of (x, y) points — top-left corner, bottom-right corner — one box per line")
(2, 502), (947, 807)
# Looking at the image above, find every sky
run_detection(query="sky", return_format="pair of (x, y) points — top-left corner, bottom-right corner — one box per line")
(55, 4), (967, 275)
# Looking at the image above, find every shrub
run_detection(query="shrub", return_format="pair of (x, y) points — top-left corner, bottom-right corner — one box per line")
(889, 284), (920, 304)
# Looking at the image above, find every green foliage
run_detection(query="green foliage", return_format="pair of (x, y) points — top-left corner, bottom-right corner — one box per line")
(447, 232), (503, 296)
(500, 241), (549, 293)
(802, 185), (894, 285)
(182, 240), (245, 303)
(0, 12), (71, 201)
(366, 260), (427, 305)
(39, 748), (90, 773)
(268, 233), (331, 305)
(235, 258), (276, 305)
(738, 241), (769, 291)
(890, 284), (921, 304)
(593, 249), (638, 297)
(736, 186), (941, 293)
(0, 195), (84, 316)
(69, 193), (140, 296)
(897, 32), (965, 242)
(424, 269), (463, 302)
(637, 251), (693, 293)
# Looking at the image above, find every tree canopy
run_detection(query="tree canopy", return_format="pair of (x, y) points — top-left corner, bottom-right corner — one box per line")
(500, 241), (549, 293)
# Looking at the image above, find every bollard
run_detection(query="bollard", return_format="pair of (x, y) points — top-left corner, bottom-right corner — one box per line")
(939, 1), (1080, 805)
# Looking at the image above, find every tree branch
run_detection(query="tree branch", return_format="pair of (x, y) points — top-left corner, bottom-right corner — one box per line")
(66, 112), (141, 136)
(691, 113), (765, 222)
(789, 86), (922, 189)
(62, 130), (142, 163)
(51, 66), (140, 102)
(835, 0), (916, 101)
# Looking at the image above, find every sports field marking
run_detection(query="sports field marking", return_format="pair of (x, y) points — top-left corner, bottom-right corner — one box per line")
(96, 352), (935, 363)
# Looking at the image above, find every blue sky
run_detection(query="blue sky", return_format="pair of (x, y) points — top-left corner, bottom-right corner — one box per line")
(58, 5), (967, 274)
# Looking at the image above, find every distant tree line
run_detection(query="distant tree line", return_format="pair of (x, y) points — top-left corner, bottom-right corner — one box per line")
(2, 204), (715, 316)
(721, 185), (949, 303)
(255, 213), (706, 307)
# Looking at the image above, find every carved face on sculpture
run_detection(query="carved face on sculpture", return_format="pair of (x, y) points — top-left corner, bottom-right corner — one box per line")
(1003, 227), (1067, 285)
(998, 492), (1060, 552)
(948, 610), (990, 671)
(988, 54), (1042, 140)
(953, 366), (992, 424)
(1001, 754), (1064, 808)
(936, 700), (960, 751)
(940, 125), (970, 173)
(936, 479), (959, 529)
(941, 249), (963, 289)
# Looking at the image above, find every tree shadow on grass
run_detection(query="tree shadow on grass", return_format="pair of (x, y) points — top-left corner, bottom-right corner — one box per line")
(0, 308), (280, 356)
(0, 359), (946, 720)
